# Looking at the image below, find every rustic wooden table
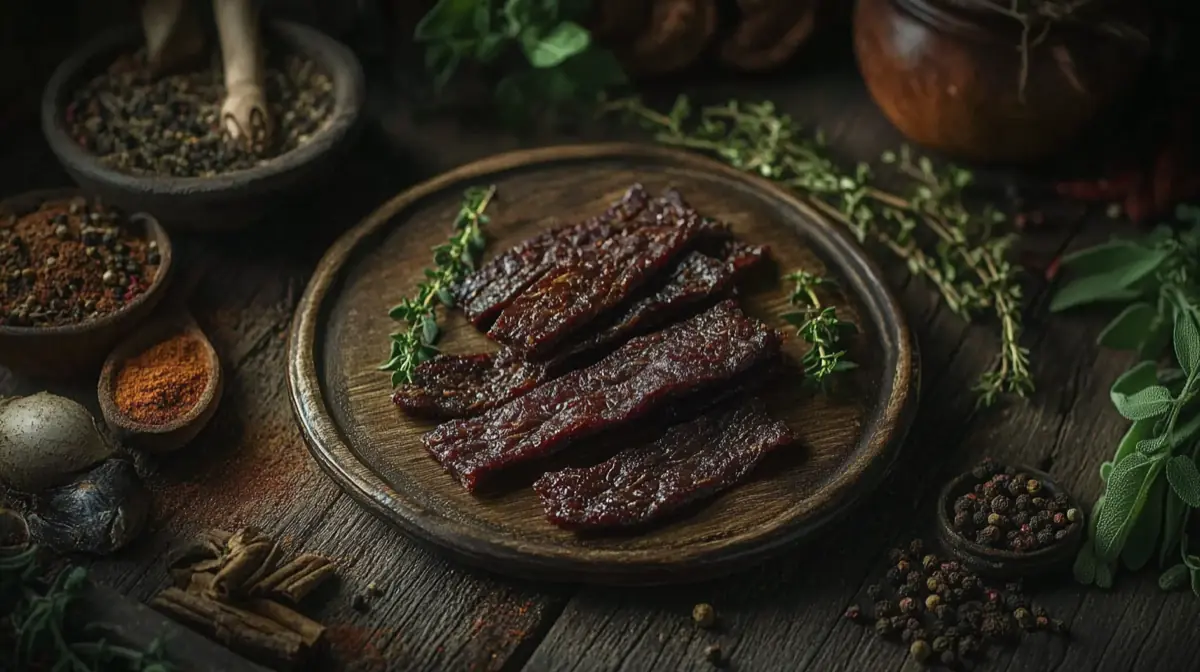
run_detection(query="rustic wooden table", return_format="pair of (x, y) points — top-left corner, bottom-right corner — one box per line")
(4, 53), (1199, 672)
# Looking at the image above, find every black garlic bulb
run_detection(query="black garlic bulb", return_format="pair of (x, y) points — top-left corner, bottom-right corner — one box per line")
(27, 459), (151, 555)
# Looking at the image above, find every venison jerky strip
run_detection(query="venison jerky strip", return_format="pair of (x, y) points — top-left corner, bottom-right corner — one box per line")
(533, 398), (795, 531)
(423, 301), (782, 492)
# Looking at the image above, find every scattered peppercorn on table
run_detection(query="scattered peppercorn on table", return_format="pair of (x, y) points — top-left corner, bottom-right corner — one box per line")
(3, 62), (1199, 672)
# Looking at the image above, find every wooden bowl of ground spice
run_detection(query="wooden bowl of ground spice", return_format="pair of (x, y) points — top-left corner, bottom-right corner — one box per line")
(0, 189), (173, 378)
(98, 313), (222, 454)
(40, 20), (365, 232)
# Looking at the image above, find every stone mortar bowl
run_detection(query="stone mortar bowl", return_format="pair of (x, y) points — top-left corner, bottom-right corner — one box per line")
(40, 20), (365, 232)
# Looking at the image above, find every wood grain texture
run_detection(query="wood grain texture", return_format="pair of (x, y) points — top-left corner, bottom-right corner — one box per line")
(289, 143), (917, 585)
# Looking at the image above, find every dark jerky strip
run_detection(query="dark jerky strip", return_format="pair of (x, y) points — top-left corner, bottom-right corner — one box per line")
(454, 184), (651, 326)
(423, 300), (782, 492)
(533, 398), (795, 531)
(566, 240), (768, 356)
(391, 351), (549, 419)
(487, 206), (718, 357)
(395, 241), (767, 419)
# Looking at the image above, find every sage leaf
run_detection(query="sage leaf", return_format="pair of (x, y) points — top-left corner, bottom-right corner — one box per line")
(1175, 307), (1200, 376)
(1140, 313), (1174, 359)
(1094, 453), (1161, 562)
(1051, 246), (1167, 312)
(1137, 436), (1167, 456)
(1112, 385), (1173, 420)
(522, 21), (590, 68)
(1161, 489), (1189, 567)
(1100, 461), (1113, 482)
(1059, 239), (1153, 276)
(1073, 540), (1097, 585)
(1166, 455), (1200, 507)
(1111, 360), (1160, 398)
(1114, 417), (1156, 467)
(1098, 302), (1157, 350)
(1095, 560), (1115, 589)
(1159, 563), (1189, 591)
(1121, 473), (1164, 571)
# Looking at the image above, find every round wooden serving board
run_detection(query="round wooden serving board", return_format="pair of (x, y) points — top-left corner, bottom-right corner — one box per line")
(288, 144), (918, 585)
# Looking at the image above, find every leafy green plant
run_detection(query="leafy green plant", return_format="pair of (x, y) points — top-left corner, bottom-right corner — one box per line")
(784, 271), (857, 386)
(415, 0), (627, 121)
(605, 95), (1030, 405)
(381, 185), (495, 387)
(1056, 206), (1200, 593)
(1, 544), (174, 670)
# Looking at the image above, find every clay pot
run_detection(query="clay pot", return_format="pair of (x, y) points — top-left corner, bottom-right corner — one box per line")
(853, 0), (1150, 163)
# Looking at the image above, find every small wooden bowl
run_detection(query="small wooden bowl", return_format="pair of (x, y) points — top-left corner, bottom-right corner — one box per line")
(40, 20), (365, 232)
(853, 0), (1150, 163)
(97, 313), (223, 454)
(0, 189), (174, 379)
(936, 465), (1084, 580)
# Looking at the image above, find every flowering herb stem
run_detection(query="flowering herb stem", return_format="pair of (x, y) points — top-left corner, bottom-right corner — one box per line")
(784, 271), (857, 385)
(603, 95), (1031, 405)
(380, 185), (495, 387)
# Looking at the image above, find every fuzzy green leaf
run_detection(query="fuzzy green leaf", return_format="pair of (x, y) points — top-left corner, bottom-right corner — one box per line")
(1059, 240), (1147, 275)
(1050, 283), (1144, 313)
(1139, 313), (1174, 359)
(1161, 475), (1191, 566)
(1175, 308), (1200, 377)
(1094, 452), (1162, 562)
(1166, 455), (1200, 507)
(1111, 360), (1161, 398)
(1050, 244), (1168, 312)
(521, 21), (590, 68)
(1112, 385), (1174, 420)
(1100, 461), (1113, 482)
(1121, 472), (1164, 571)
(1095, 560), (1115, 589)
(1159, 564), (1189, 591)
(1073, 540), (1098, 585)
(1097, 303), (1158, 350)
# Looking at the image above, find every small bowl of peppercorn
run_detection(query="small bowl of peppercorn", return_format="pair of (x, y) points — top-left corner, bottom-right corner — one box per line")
(39, 20), (365, 232)
(0, 189), (173, 378)
(937, 459), (1085, 580)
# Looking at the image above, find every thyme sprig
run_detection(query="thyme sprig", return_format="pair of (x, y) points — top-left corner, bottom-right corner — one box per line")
(1, 544), (174, 670)
(784, 271), (857, 385)
(381, 185), (495, 387)
(604, 96), (1032, 405)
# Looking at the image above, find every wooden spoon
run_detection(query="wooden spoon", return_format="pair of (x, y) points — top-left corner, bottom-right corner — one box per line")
(97, 311), (223, 454)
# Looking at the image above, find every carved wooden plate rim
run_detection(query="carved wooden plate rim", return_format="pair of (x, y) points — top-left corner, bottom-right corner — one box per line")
(288, 142), (919, 585)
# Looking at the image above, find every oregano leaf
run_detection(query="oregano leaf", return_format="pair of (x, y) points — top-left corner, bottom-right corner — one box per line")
(1165, 455), (1200, 507)
(1159, 563), (1189, 591)
(1098, 302), (1158, 351)
(1112, 385), (1174, 420)
(1094, 453), (1160, 562)
(1174, 307), (1200, 376)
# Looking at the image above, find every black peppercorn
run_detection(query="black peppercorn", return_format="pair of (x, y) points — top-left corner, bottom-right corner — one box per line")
(940, 651), (957, 667)
(1014, 494), (1030, 511)
(1012, 511), (1030, 527)
(954, 511), (972, 530)
(909, 539), (925, 556)
(901, 628), (914, 644)
(990, 495), (1011, 514)
(898, 584), (917, 599)
(352, 594), (369, 612)
(704, 644), (723, 666)
(976, 525), (1001, 546)
(982, 482), (1000, 499)
(886, 567), (904, 585)
(954, 497), (974, 514)
(907, 571), (924, 585)
(972, 511), (988, 527)
(935, 604), (956, 623)
(866, 584), (882, 600)
(958, 635), (979, 656)
(876, 600), (894, 617)
(932, 636), (951, 653)
(876, 617), (895, 636)
(1055, 529), (1070, 541)
(1036, 529), (1054, 547)
(1006, 477), (1025, 496)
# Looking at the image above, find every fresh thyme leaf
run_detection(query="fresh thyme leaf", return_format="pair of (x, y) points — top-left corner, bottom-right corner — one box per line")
(603, 95), (1032, 406)
(381, 185), (496, 387)
(784, 271), (857, 387)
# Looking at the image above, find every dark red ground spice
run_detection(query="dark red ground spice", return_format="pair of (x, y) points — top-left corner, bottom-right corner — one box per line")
(0, 198), (158, 327)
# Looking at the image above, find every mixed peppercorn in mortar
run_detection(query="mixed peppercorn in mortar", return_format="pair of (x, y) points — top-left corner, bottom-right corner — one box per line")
(0, 198), (159, 328)
(951, 459), (1080, 552)
(67, 50), (333, 178)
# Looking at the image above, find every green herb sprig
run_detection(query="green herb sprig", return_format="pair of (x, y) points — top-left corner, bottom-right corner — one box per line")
(1057, 206), (1200, 593)
(605, 96), (1030, 405)
(381, 185), (495, 387)
(784, 271), (857, 385)
(415, 0), (627, 122)
(1, 544), (174, 670)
